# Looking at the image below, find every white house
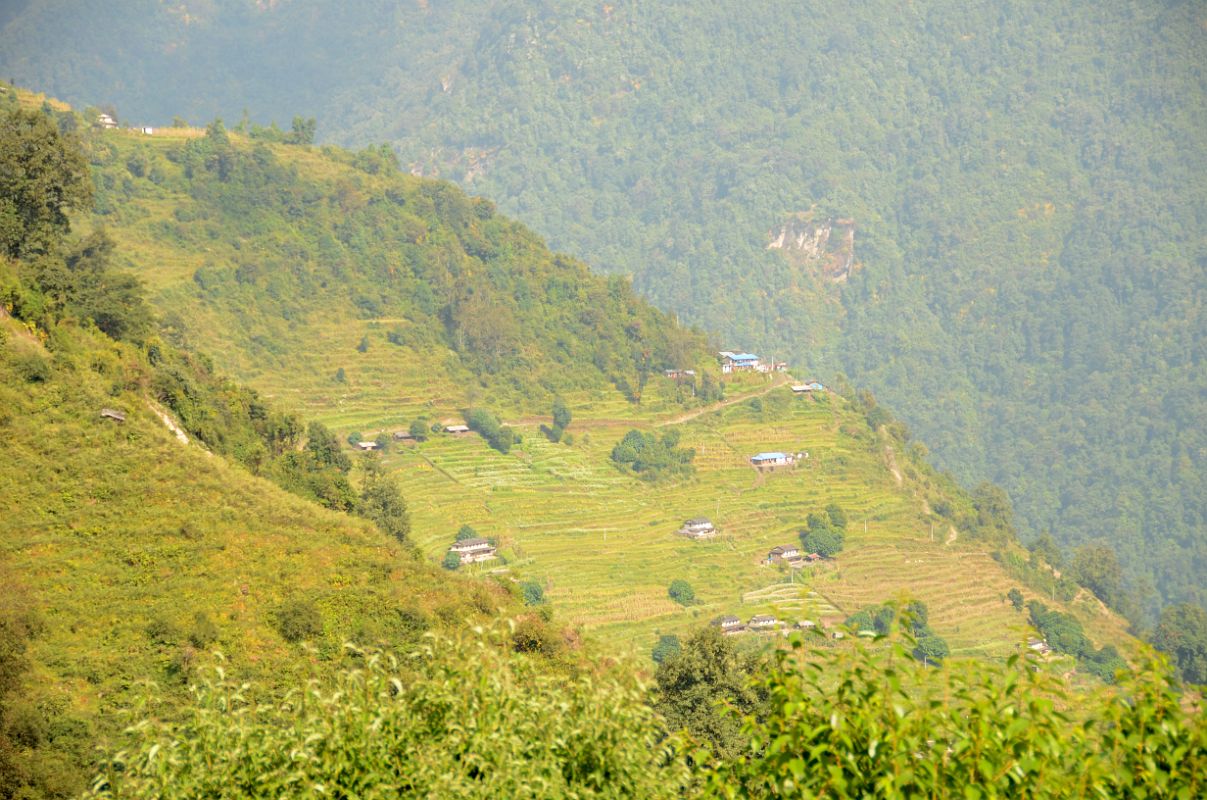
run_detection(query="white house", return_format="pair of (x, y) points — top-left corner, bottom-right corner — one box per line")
(712, 615), (744, 635)
(751, 452), (794, 468)
(357, 441), (379, 451)
(748, 614), (780, 631)
(766, 544), (803, 566)
(678, 517), (717, 539)
(449, 537), (497, 565)
(444, 424), (470, 434)
(96, 113), (117, 129)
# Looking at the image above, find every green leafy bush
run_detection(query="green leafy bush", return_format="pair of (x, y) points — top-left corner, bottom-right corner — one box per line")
(667, 579), (695, 606)
(611, 429), (695, 481)
(89, 628), (691, 799)
(273, 599), (322, 644)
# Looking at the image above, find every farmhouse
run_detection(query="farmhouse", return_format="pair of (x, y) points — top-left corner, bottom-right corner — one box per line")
(711, 615), (744, 635)
(766, 544), (803, 566)
(748, 614), (780, 631)
(95, 112), (117, 129)
(356, 441), (379, 451)
(444, 424), (470, 434)
(719, 351), (760, 373)
(99, 408), (126, 423)
(664, 368), (696, 379)
(678, 517), (717, 539)
(758, 361), (789, 374)
(1027, 637), (1053, 656)
(751, 451), (794, 468)
(393, 431), (415, 441)
(792, 381), (826, 394)
(449, 537), (497, 565)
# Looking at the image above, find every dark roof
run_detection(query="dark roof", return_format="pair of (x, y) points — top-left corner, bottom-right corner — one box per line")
(452, 537), (492, 549)
(684, 517), (713, 526)
(713, 615), (741, 625)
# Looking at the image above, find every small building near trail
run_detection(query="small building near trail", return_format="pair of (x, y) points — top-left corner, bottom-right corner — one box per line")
(1027, 638), (1053, 656)
(393, 431), (415, 441)
(792, 382), (826, 394)
(678, 517), (717, 540)
(449, 537), (497, 565)
(751, 451), (794, 469)
(767, 544), (803, 567)
(100, 408), (127, 423)
(712, 615), (744, 635)
(356, 441), (379, 451)
(444, 424), (470, 434)
(664, 368), (696, 379)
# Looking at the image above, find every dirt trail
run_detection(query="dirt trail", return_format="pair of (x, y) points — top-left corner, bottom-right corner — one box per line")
(945, 525), (959, 545)
(655, 374), (792, 427)
(504, 375), (793, 431)
(883, 445), (904, 486)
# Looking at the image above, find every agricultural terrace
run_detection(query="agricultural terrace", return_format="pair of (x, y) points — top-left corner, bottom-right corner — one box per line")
(371, 385), (1056, 658)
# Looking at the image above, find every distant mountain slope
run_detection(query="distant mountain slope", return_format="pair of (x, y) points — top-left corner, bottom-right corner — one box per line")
(1, 0), (1200, 618)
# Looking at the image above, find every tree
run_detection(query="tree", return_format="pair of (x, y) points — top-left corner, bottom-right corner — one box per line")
(520, 581), (546, 606)
(1151, 603), (1207, 686)
(275, 599), (322, 643)
(290, 116), (317, 145)
(305, 421), (350, 471)
(1028, 533), (1064, 570)
(356, 335), (369, 353)
(1008, 587), (1025, 611)
(357, 457), (410, 545)
(441, 551), (461, 571)
(913, 634), (950, 665)
(455, 525), (479, 542)
(825, 503), (848, 529)
(654, 627), (763, 759)
(801, 526), (844, 558)
(1070, 543), (1125, 609)
(668, 579), (695, 606)
(651, 634), (681, 664)
(0, 108), (92, 259)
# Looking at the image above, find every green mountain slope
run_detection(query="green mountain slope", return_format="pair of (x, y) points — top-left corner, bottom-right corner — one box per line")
(5, 0), (1200, 617)
(16, 102), (1124, 673)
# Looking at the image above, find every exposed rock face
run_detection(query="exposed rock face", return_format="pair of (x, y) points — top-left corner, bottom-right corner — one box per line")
(767, 214), (857, 282)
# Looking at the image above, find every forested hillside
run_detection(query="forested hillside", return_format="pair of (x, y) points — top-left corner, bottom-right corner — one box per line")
(1, 0), (1200, 621)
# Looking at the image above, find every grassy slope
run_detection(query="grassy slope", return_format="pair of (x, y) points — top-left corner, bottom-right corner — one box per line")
(76, 122), (1130, 663)
(0, 311), (512, 763)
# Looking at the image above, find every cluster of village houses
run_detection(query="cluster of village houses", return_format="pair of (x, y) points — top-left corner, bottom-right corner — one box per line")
(676, 519), (824, 566)
(712, 613), (821, 636)
(355, 423), (470, 450)
(95, 112), (155, 135)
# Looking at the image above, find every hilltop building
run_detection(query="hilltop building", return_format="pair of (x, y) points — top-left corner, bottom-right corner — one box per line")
(444, 424), (470, 434)
(748, 614), (780, 631)
(792, 382), (826, 394)
(95, 112), (117, 129)
(356, 441), (379, 451)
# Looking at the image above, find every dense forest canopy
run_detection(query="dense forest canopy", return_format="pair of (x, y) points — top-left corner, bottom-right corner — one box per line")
(1, 2), (1201, 620)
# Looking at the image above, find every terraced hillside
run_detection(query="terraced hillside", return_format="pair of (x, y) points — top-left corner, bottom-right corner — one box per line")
(67, 109), (1129, 661)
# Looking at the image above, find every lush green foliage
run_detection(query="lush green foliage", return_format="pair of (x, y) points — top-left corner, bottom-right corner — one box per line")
(521, 581), (546, 606)
(799, 507), (847, 558)
(1028, 601), (1127, 683)
(653, 627), (764, 761)
(89, 628), (692, 799)
(1150, 603), (1207, 687)
(466, 408), (517, 454)
(667, 579), (695, 607)
(706, 634), (1206, 798)
(610, 429), (695, 481)
(651, 634), (681, 665)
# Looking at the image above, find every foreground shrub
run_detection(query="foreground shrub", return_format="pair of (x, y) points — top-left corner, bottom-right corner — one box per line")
(704, 634), (1206, 799)
(89, 625), (691, 799)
